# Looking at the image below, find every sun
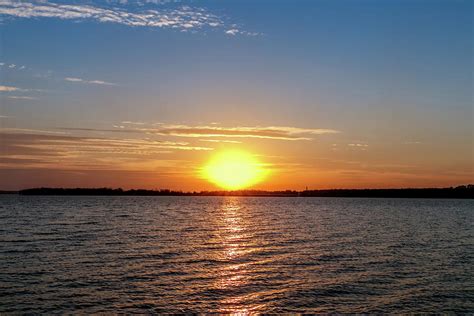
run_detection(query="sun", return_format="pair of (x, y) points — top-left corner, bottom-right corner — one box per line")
(203, 150), (267, 190)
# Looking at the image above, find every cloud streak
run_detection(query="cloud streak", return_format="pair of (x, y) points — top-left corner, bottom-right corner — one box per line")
(0, 131), (213, 171)
(7, 96), (38, 100)
(65, 77), (116, 86)
(0, 0), (252, 34)
(0, 85), (23, 92)
(0, 123), (338, 171)
(62, 123), (340, 140)
(150, 124), (340, 140)
(61, 123), (340, 140)
(348, 143), (368, 147)
(0, 85), (43, 93)
(199, 139), (242, 144)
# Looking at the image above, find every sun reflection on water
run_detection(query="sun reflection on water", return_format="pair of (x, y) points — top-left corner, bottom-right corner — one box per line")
(211, 197), (267, 314)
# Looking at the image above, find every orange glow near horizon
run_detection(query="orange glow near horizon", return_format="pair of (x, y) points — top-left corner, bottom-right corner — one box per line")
(202, 150), (268, 190)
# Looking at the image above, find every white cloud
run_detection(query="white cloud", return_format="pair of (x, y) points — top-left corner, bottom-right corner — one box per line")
(65, 77), (116, 86)
(0, 62), (27, 71)
(64, 77), (82, 82)
(348, 143), (369, 151)
(88, 80), (115, 86)
(225, 29), (239, 35)
(121, 121), (147, 125)
(7, 96), (38, 100)
(348, 143), (369, 147)
(108, 0), (179, 5)
(0, 0), (253, 35)
(0, 85), (22, 92)
(0, 85), (43, 93)
(226, 29), (261, 36)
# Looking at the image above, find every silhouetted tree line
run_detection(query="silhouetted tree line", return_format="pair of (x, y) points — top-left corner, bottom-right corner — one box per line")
(16, 185), (474, 198)
(299, 185), (474, 198)
(0, 190), (16, 194)
(18, 188), (189, 196)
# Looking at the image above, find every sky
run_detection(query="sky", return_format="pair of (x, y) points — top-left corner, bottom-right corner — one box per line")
(0, 0), (472, 190)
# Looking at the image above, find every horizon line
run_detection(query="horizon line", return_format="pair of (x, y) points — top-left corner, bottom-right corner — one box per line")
(0, 184), (471, 192)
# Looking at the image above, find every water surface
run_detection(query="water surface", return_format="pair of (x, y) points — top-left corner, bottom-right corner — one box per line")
(1, 196), (472, 313)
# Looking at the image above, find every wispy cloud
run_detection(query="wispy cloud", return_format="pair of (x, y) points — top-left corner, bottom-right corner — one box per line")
(7, 95), (38, 100)
(0, 85), (43, 93)
(0, 0), (254, 35)
(348, 143), (368, 147)
(225, 29), (239, 35)
(199, 139), (242, 144)
(0, 85), (23, 92)
(225, 28), (260, 36)
(59, 127), (143, 134)
(0, 62), (23, 69)
(65, 77), (116, 86)
(0, 127), (67, 135)
(62, 123), (340, 140)
(121, 121), (147, 125)
(348, 143), (369, 151)
(109, 0), (180, 4)
(150, 124), (340, 140)
(0, 131), (213, 171)
(2, 60), (112, 88)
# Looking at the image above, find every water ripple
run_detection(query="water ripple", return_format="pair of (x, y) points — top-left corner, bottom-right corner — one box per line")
(0, 196), (473, 313)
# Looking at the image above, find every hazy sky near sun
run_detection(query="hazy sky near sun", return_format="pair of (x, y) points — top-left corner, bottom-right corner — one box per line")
(0, 0), (472, 190)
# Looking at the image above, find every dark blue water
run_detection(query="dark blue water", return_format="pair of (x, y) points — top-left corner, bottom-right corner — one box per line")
(1, 196), (473, 313)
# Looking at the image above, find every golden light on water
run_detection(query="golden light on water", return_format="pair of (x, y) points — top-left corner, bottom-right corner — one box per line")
(212, 198), (269, 314)
(203, 150), (268, 190)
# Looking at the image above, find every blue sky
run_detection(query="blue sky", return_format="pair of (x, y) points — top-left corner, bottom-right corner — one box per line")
(0, 0), (472, 190)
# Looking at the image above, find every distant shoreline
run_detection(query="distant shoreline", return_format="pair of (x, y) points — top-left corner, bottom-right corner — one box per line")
(2, 185), (473, 199)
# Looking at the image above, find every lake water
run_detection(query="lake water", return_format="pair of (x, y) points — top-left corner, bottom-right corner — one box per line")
(1, 196), (473, 313)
